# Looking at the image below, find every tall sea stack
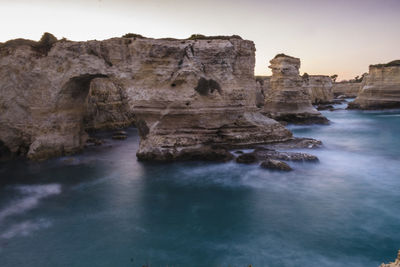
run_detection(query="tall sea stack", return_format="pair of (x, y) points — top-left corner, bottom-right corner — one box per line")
(262, 54), (329, 124)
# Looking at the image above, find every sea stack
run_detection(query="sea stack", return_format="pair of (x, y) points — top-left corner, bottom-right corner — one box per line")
(348, 60), (400, 109)
(262, 54), (329, 124)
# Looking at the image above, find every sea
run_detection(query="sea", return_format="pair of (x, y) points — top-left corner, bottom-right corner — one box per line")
(1, 100), (399, 266)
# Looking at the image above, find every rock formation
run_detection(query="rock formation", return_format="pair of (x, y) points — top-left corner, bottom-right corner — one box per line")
(332, 82), (362, 98)
(255, 76), (271, 107)
(380, 250), (400, 267)
(262, 54), (329, 124)
(84, 77), (135, 131)
(0, 33), (294, 161)
(303, 75), (334, 104)
(348, 60), (400, 109)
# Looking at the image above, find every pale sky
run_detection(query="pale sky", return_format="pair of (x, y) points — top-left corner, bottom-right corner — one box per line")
(0, 0), (399, 80)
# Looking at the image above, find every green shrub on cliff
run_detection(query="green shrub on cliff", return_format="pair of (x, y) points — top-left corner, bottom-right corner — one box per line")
(0, 32), (57, 56)
(187, 34), (242, 40)
(370, 60), (400, 68)
(122, 33), (145, 39)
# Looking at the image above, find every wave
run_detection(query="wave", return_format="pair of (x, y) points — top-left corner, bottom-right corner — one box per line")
(0, 218), (52, 240)
(0, 184), (61, 222)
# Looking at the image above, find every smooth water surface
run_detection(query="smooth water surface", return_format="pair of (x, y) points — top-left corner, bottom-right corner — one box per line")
(1, 105), (400, 266)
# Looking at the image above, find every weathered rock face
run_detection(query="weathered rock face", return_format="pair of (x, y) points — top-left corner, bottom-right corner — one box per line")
(0, 33), (293, 161)
(349, 60), (400, 109)
(262, 54), (329, 124)
(255, 76), (271, 108)
(84, 77), (135, 131)
(332, 82), (361, 98)
(304, 75), (334, 104)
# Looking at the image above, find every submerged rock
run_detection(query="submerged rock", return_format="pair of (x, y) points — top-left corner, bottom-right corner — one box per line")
(254, 148), (319, 161)
(137, 146), (234, 162)
(260, 159), (292, 171)
(316, 104), (334, 111)
(86, 137), (103, 146)
(112, 134), (127, 140)
(259, 137), (322, 150)
(236, 153), (257, 164)
(262, 54), (329, 124)
(349, 60), (400, 110)
(380, 250), (400, 267)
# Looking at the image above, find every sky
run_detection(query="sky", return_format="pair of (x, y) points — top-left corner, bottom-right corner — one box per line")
(0, 0), (399, 80)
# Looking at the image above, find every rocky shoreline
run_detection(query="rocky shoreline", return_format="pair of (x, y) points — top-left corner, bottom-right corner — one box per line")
(0, 33), (399, 164)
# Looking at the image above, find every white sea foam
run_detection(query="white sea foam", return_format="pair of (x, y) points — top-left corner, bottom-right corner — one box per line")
(376, 114), (400, 117)
(0, 184), (61, 222)
(0, 218), (52, 239)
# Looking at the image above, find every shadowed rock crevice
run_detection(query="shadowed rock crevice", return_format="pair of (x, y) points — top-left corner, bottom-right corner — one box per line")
(194, 77), (222, 95)
(58, 74), (108, 110)
(0, 140), (11, 160)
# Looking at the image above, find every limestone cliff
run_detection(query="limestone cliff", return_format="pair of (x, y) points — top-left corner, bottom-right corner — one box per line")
(262, 54), (329, 124)
(349, 60), (400, 109)
(0, 33), (292, 161)
(332, 82), (361, 98)
(304, 75), (334, 104)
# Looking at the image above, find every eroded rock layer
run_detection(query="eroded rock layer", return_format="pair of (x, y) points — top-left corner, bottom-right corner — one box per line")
(332, 82), (361, 98)
(304, 75), (334, 104)
(262, 54), (328, 124)
(349, 60), (400, 109)
(0, 33), (293, 161)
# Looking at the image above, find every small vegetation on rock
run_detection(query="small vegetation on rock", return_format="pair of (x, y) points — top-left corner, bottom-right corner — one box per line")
(122, 33), (145, 39)
(0, 32), (57, 56)
(330, 74), (338, 82)
(274, 53), (297, 59)
(302, 72), (309, 82)
(370, 60), (400, 68)
(187, 34), (242, 40)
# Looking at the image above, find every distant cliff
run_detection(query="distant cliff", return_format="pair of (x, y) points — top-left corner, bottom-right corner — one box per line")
(349, 60), (400, 109)
(304, 75), (334, 104)
(0, 33), (292, 161)
(332, 82), (362, 98)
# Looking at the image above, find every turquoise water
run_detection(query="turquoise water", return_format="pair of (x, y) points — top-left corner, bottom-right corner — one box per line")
(1, 106), (400, 267)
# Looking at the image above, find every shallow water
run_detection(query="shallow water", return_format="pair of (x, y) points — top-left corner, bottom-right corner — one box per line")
(1, 105), (400, 267)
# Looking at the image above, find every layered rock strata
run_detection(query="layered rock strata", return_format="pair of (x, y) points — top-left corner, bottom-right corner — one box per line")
(0, 33), (293, 161)
(332, 82), (361, 98)
(304, 75), (334, 104)
(349, 60), (400, 109)
(262, 54), (329, 124)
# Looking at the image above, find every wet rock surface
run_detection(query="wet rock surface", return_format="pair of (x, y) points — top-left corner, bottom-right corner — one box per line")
(260, 159), (292, 171)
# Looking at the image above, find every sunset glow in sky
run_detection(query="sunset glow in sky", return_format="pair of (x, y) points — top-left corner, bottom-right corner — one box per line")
(1, 0), (399, 80)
